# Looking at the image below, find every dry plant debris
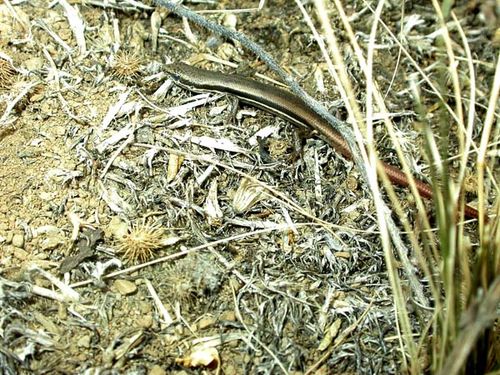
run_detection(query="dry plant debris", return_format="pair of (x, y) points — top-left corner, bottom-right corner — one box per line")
(0, 57), (16, 88)
(111, 50), (143, 79)
(0, 0), (497, 374)
(116, 221), (166, 264)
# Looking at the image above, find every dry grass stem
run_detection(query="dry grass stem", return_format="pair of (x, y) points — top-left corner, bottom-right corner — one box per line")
(0, 1), (496, 373)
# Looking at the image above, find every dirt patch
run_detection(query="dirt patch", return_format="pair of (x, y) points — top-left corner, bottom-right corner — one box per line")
(0, 1), (497, 373)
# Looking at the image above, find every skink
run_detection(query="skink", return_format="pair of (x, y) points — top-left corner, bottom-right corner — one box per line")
(164, 62), (480, 220)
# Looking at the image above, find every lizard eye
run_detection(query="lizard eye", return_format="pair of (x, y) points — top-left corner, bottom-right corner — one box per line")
(169, 72), (180, 81)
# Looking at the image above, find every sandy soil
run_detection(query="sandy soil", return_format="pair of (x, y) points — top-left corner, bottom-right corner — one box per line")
(0, 0), (497, 373)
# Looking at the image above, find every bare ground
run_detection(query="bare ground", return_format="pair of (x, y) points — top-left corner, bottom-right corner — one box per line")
(0, 0), (497, 374)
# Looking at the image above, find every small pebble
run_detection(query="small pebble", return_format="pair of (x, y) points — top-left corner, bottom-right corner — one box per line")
(12, 233), (24, 248)
(13, 247), (28, 260)
(113, 279), (137, 295)
(149, 365), (166, 375)
(138, 300), (152, 314)
(107, 217), (129, 239)
(137, 314), (153, 329)
(23, 57), (44, 71)
(196, 315), (216, 331)
(77, 334), (91, 348)
(220, 310), (236, 322)
(223, 13), (237, 29)
(40, 235), (64, 251)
